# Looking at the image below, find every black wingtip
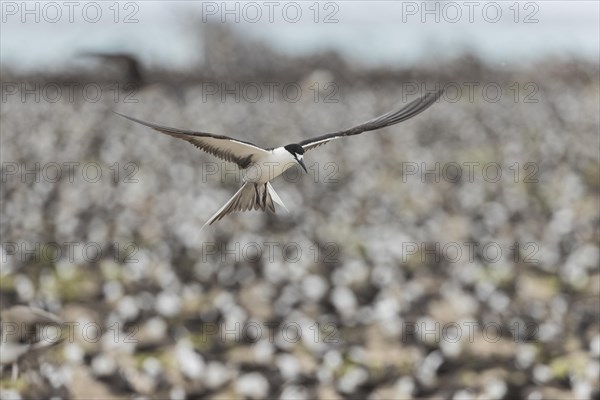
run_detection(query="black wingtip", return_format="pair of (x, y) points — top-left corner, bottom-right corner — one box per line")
(112, 111), (147, 126)
(112, 110), (129, 119)
(112, 110), (126, 119)
(422, 87), (444, 103)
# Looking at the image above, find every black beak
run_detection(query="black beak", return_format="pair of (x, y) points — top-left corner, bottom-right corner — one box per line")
(297, 158), (308, 173)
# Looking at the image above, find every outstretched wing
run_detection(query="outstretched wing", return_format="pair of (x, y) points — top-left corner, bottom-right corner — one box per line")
(114, 112), (269, 168)
(298, 89), (443, 152)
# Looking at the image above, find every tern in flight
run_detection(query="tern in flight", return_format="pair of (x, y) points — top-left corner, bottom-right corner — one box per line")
(115, 89), (443, 226)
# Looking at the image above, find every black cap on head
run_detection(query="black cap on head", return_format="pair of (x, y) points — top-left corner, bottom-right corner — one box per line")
(285, 143), (307, 173)
(284, 144), (305, 156)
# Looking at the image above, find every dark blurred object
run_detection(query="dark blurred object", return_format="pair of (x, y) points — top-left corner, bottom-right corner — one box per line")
(79, 52), (144, 89)
(0, 306), (63, 381)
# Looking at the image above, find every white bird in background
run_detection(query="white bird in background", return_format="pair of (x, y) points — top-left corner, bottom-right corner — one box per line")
(0, 306), (63, 381)
(115, 89), (443, 226)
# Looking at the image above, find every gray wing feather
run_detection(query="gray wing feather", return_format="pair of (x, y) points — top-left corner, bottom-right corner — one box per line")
(299, 89), (443, 152)
(114, 112), (268, 168)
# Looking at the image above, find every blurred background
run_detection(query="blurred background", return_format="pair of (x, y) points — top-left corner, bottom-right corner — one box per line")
(1, 1), (599, 399)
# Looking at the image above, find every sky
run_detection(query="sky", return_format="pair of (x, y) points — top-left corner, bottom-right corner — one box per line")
(1, 1), (598, 72)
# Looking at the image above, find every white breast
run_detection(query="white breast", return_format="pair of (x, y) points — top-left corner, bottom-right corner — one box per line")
(244, 147), (297, 183)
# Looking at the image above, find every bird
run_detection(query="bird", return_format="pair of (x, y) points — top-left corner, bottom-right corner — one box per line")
(79, 51), (186, 103)
(115, 89), (443, 226)
(80, 51), (144, 89)
(0, 306), (64, 381)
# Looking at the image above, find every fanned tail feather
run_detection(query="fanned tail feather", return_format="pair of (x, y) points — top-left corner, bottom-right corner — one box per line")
(267, 182), (288, 213)
(202, 182), (287, 228)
